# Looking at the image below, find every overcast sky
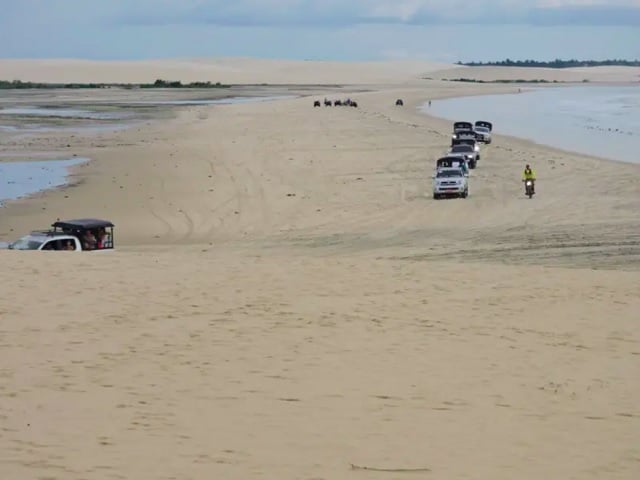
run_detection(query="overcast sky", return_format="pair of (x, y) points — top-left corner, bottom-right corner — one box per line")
(1, 0), (638, 61)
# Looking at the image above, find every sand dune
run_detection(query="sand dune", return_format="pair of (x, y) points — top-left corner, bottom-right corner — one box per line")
(2, 58), (638, 85)
(0, 60), (639, 480)
(0, 57), (454, 85)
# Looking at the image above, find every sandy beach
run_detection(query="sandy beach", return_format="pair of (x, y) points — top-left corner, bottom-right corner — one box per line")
(1, 59), (639, 480)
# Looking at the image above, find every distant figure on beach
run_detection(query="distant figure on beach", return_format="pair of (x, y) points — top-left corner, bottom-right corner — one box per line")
(428, 100), (432, 107)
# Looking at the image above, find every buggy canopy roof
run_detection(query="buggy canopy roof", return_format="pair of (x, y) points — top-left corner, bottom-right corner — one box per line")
(52, 218), (114, 230)
(453, 121), (473, 130)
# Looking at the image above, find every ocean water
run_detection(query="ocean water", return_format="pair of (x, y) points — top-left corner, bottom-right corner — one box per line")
(422, 85), (640, 164)
(0, 157), (89, 206)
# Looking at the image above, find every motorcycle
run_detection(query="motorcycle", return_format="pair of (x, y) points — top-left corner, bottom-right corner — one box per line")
(524, 179), (535, 198)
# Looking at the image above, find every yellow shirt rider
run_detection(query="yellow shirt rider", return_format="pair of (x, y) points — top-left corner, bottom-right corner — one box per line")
(522, 164), (536, 181)
(522, 164), (536, 193)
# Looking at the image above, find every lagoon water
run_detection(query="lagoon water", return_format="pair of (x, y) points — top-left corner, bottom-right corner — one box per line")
(0, 106), (131, 120)
(0, 158), (88, 207)
(423, 85), (640, 164)
(114, 94), (299, 106)
(0, 95), (299, 204)
(0, 95), (297, 133)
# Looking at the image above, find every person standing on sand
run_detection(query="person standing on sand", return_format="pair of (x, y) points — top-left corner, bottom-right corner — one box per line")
(428, 100), (432, 107)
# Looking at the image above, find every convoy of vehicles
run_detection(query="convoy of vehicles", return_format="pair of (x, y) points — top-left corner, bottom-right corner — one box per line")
(0, 116), (514, 245)
(433, 119), (502, 200)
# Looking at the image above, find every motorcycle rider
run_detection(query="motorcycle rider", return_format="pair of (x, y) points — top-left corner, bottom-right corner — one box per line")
(522, 164), (536, 193)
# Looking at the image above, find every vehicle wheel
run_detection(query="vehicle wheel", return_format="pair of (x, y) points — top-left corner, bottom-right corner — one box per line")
(461, 190), (468, 198)
(433, 194), (439, 200)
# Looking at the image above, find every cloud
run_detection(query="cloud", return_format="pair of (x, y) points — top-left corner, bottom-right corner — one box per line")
(0, 0), (637, 61)
(106, 0), (640, 27)
(1, 0), (638, 29)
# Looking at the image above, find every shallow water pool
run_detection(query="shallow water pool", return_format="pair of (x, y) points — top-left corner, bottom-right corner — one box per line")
(0, 157), (89, 206)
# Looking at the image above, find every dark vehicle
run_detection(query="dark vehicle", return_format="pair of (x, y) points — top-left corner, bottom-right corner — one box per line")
(452, 128), (481, 141)
(447, 145), (479, 169)
(313, 100), (321, 107)
(453, 121), (473, 132)
(396, 99), (404, 106)
(451, 137), (479, 150)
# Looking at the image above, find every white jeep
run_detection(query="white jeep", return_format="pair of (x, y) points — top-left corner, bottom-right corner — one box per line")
(433, 167), (469, 199)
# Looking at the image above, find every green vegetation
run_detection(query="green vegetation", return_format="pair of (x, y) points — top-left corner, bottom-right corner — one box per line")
(457, 58), (640, 68)
(0, 79), (231, 90)
(442, 78), (590, 84)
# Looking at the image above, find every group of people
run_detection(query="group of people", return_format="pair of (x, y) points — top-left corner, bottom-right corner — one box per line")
(80, 227), (108, 250)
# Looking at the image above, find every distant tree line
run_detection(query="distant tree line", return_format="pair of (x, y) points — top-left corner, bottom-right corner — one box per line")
(0, 79), (231, 89)
(444, 78), (590, 84)
(457, 59), (640, 68)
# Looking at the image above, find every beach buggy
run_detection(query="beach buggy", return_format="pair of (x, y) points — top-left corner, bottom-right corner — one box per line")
(6, 218), (115, 251)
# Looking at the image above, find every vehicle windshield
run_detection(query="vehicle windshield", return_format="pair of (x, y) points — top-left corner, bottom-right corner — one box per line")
(475, 127), (489, 133)
(451, 145), (472, 153)
(437, 170), (463, 178)
(9, 236), (44, 250)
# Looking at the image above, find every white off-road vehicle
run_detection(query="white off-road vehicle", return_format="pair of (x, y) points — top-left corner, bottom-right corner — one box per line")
(5, 218), (115, 251)
(474, 120), (493, 144)
(433, 167), (469, 199)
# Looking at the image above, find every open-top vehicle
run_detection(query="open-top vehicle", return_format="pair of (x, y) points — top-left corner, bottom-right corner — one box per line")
(451, 137), (480, 154)
(436, 156), (469, 176)
(452, 128), (481, 141)
(6, 218), (115, 251)
(446, 144), (479, 169)
(473, 120), (493, 143)
(453, 121), (473, 132)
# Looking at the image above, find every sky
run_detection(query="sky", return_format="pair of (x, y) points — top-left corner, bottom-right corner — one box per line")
(0, 0), (639, 62)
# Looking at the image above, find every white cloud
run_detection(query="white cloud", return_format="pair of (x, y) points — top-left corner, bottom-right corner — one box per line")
(1, 0), (638, 30)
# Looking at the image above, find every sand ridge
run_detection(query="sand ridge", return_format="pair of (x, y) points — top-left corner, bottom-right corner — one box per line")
(1, 57), (638, 84)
